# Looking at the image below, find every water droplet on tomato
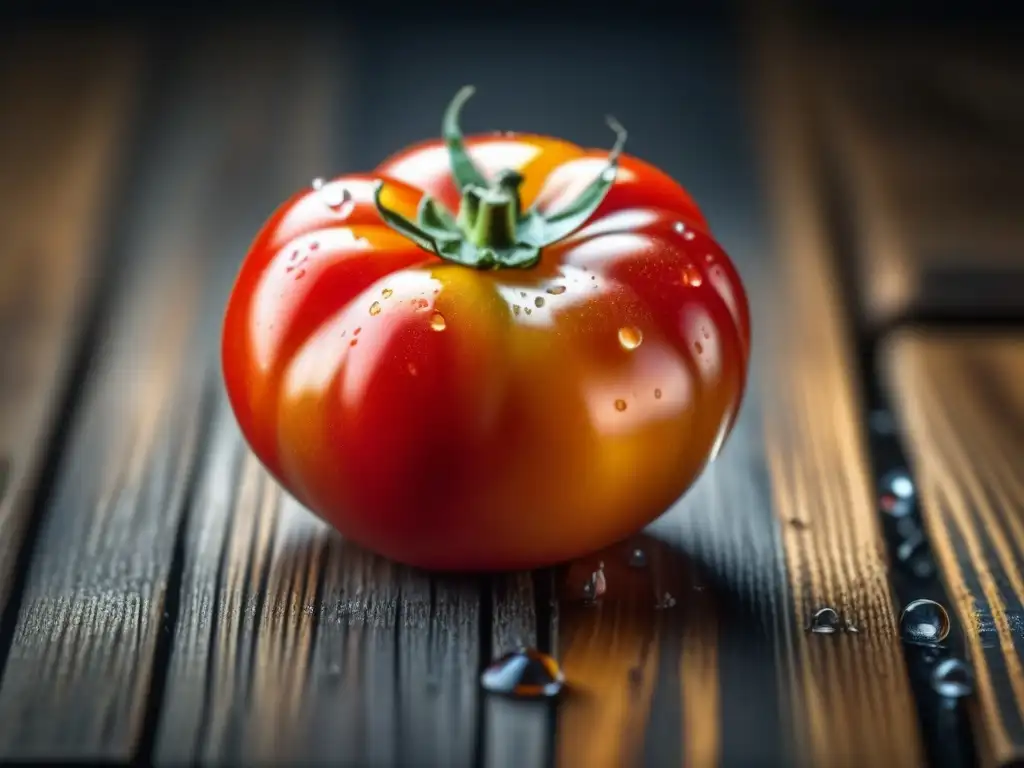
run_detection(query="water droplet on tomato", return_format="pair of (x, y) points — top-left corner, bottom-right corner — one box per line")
(382, 288), (393, 298)
(654, 388), (662, 399)
(705, 253), (714, 263)
(354, 327), (361, 336)
(535, 297), (545, 308)
(310, 241), (320, 251)
(681, 265), (703, 287)
(601, 167), (617, 182)
(673, 221), (686, 234)
(407, 362), (418, 376)
(547, 285), (567, 295)
(520, 291), (527, 299)
(629, 548), (647, 568)
(349, 339), (357, 347)
(430, 312), (446, 331)
(702, 327), (710, 339)
(683, 231), (695, 241)
(524, 307), (532, 315)
(369, 301), (381, 316)
(618, 326), (643, 350)
(312, 177), (325, 190)
(294, 269), (305, 279)
(614, 399), (627, 412)
(480, 647), (564, 699)
(411, 298), (429, 311)
(323, 185), (354, 218)
(694, 341), (704, 354)
(513, 304), (521, 316)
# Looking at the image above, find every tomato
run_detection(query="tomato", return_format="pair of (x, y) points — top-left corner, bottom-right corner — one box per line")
(222, 87), (750, 571)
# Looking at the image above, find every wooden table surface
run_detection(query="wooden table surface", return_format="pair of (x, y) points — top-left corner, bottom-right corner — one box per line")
(0, 8), (1021, 766)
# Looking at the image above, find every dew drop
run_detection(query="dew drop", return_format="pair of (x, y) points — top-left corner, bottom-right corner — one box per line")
(705, 253), (714, 263)
(349, 339), (357, 347)
(310, 241), (320, 251)
(411, 298), (429, 311)
(582, 562), (607, 603)
(808, 607), (840, 634)
(654, 388), (662, 399)
(547, 285), (567, 295)
(294, 269), (306, 279)
(683, 231), (695, 241)
(614, 399), (627, 412)
(513, 305), (521, 316)
(312, 177), (325, 190)
(480, 647), (565, 699)
(899, 599), (950, 645)
(520, 291), (527, 298)
(354, 327), (361, 336)
(430, 311), (447, 331)
(628, 548), (648, 568)
(931, 658), (974, 698)
(382, 288), (393, 298)
(681, 264), (703, 287)
(369, 301), (382, 316)
(879, 470), (916, 518)
(655, 593), (677, 610)
(694, 341), (704, 355)
(323, 185), (354, 217)
(702, 327), (710, 339)
(535, 296), (545, 308)
(524, 307), (532, 315)
(601, 167), (617, 182)
(407, 362), (418, 376)
(618, 326), (643, 350)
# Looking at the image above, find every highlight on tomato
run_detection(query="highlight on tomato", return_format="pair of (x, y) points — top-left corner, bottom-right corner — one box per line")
(222, 87), (750, 571)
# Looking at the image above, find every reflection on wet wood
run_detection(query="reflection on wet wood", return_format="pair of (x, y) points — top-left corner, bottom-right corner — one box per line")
(886, 332), (1024, 766)
(0, 30), (141, 616)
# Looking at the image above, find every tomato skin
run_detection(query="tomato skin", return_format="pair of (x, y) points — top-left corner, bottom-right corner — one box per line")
(222, 133), (750, 571)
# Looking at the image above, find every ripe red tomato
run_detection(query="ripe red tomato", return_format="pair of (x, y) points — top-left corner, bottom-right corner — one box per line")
(222, 87), (750, 571)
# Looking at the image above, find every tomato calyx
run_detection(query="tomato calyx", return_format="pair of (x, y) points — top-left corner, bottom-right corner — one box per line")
(373, 86), (628, 270)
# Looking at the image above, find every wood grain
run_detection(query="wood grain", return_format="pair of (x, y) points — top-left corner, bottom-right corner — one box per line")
(0, 30), (141, 615)
(156, 411), (483, 766)
(754, 23), (925, 765)
(484, 573), (550, 768)
(0, 27), (334, 760)
(885, 332), (1024, 766)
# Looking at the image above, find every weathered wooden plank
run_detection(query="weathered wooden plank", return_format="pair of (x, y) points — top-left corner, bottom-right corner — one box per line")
(551, 18), (924, 766)
(0, 26), (330, 760)
(156, 401), (484, 766)
(0, 29), (142, 616)
(484, 573), (549, 768)
(885, 332), (1024, 766)
(754, 24), (924, 764)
